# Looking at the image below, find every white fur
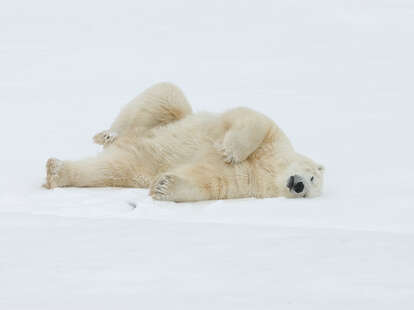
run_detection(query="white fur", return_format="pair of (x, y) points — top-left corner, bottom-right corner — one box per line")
(44, 82), (324, 202)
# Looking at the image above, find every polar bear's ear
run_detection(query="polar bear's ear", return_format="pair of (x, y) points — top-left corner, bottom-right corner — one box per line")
(318, 165), (325, 172)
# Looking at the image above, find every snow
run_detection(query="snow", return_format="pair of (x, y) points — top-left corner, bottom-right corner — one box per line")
(1, 0), (414, 308)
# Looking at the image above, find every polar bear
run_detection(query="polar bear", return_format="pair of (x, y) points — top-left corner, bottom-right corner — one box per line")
(44, 82), (324, 201)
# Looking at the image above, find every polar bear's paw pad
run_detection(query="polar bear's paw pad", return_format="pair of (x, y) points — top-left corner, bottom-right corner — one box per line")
(93, 130), (118, 145)
(150, 174), (176, 201)
(44, 158), (63, 189)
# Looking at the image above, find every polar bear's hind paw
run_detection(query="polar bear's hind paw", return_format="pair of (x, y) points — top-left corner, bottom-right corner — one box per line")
(44, 158), (63, 189)
(93, 130), (117, 145)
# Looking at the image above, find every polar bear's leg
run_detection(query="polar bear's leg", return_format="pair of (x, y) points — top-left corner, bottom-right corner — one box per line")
(149, 163), (246, 202)
(217, 107), (275, 163)
(44, 152), (148, 189)
(94, 82), (192, 146)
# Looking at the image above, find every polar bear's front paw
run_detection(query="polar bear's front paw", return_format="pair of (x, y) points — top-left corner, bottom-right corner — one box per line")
(44, 158), (64, 189)
(216, 143), (242, 164)
(150, 174), (176, 201)
(93, 130), (117, 146)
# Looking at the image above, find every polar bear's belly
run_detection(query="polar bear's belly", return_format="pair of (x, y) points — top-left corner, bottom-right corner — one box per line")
(134, 113), (221, 168)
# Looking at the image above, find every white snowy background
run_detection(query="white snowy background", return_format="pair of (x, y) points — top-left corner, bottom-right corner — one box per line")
(1, 0), (414, 309)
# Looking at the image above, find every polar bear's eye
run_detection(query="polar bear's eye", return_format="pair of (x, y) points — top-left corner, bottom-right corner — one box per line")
(310, 176), (314, 182)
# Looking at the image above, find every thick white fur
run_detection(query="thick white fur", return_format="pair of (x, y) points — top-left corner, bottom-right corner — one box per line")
(45, 82), (324, 201)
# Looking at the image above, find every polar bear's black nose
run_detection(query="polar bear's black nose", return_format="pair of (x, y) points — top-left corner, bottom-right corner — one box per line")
(287, 175), (305, 193)
(294, 182), (304, 193)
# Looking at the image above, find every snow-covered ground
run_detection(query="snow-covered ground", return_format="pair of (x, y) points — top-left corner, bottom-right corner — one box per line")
(1, 0), (414, 308)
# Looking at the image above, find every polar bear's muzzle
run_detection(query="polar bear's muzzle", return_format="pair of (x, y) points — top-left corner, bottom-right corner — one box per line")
(287, 175), (305, 194)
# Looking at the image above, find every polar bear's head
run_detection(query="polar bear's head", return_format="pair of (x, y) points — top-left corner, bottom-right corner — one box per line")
(278, 153), (325, 198)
